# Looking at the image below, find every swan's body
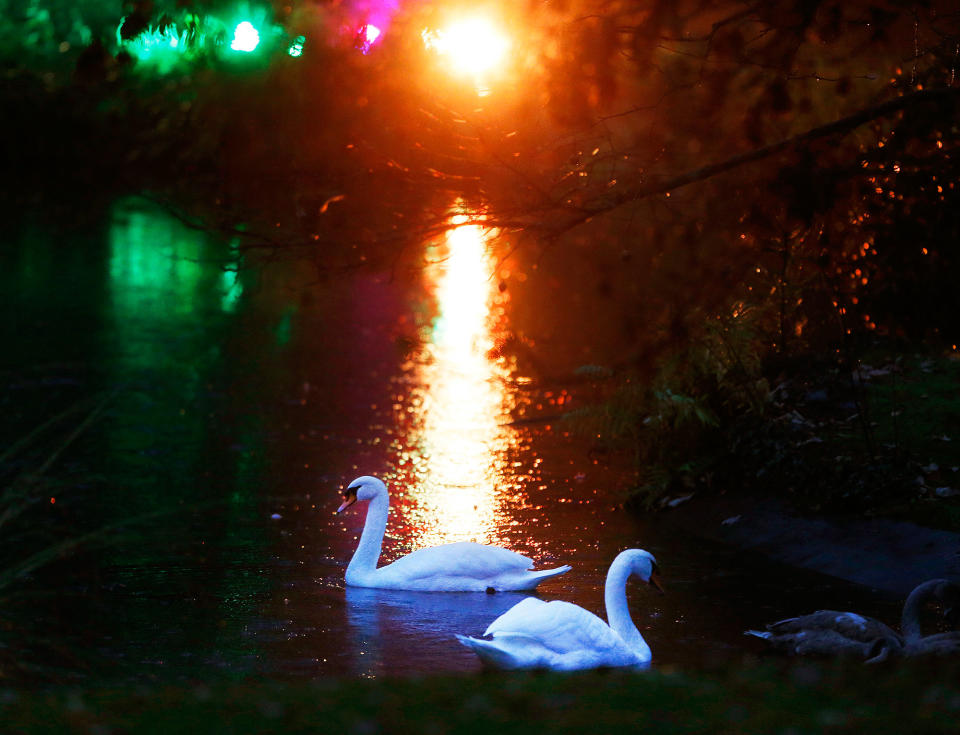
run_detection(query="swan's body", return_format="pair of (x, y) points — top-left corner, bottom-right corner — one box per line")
(763, 610), (899, 643)
(337, 476), (571, 592)
(745, 626), (902, 662)
(746, 578), (960, 662)
(346, 540), (567, 592)
(456, 548), (662, 670)
(904, 631), (960, 658)
(745, 610), (903, 660)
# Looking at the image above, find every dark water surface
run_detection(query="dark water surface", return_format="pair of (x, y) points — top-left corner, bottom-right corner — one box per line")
(2, 199), (903, 682)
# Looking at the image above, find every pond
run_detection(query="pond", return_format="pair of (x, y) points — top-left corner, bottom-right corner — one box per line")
(1, 198), (904, 682)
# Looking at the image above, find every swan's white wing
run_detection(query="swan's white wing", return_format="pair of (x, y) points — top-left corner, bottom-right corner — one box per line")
(382, 541), (533, 583)
(485, 598), (627, 654)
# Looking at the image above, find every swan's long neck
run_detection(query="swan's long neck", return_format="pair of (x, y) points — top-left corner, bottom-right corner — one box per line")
(604, 555), (651, 660)
(346, 491), (389, 580)
(901, 579), (946, 641)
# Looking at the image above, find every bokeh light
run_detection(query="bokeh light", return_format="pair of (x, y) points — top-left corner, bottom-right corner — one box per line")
(230, 21), (260, 52)
(288, 35), (305, 57)
(355, 23), (382, 54)
(422, 16), (509, 77)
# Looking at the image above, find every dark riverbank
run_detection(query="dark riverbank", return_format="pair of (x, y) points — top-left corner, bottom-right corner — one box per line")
(663, 494), (960, 597)
(5, 659), (960, 734)
(622, 349), (960, 598)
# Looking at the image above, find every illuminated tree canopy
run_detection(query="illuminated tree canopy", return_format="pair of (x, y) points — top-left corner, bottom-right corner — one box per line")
(2, 0), (960, 352)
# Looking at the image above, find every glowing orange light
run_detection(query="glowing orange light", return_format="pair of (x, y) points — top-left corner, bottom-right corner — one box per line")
(422, 16), (509, 91)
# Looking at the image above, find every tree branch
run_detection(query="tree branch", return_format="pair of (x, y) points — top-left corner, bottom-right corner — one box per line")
(548, 86), (960, 234)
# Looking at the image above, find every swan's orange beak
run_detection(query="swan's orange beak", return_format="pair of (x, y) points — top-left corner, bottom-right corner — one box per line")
(336, 490), (357, 514)
(648, 570), (665, 594)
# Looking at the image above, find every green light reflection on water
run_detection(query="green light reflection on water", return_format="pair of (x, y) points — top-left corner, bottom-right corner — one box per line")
(103, 198), (272, 677)
(222, 268), (244, 312)
(274, 306), (294, 347)
(108, 200), (243, 322)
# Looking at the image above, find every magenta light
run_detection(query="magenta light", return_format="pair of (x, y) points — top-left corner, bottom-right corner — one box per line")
(355, 22), (382, 54)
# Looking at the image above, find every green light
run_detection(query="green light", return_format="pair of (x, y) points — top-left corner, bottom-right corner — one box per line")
(230, 21), (260, 52)
(117, 6), (289, 72)
(221, 266), (244, 312)
(118, 22), (189, 73)
(117, 17), (219, 74)
(275, 307), (294, 346)
(288, 35), (305, 57)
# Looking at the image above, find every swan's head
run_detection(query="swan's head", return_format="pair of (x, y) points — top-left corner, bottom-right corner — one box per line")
(337, 475), (387, 513)
(621, 548), (664, 593)
(932, 580), (960, 627)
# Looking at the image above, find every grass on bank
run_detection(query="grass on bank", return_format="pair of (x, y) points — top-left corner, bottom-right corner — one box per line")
(567, 337), (960, 528)
(4, 658), (960, 734)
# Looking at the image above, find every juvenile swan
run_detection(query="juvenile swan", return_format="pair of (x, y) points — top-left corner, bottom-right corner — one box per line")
(746, 578), (960, 662)
(456, 548), (663, 670)
(337, 476), (571, 592)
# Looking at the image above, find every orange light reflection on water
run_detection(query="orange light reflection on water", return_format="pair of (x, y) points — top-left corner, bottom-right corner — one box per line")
(393, 214), (520, 548)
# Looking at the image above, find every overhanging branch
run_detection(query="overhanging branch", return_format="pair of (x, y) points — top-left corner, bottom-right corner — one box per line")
(548, 86), (960, 234)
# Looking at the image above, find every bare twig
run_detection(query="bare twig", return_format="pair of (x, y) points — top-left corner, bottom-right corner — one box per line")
(543, 87), (960, 234)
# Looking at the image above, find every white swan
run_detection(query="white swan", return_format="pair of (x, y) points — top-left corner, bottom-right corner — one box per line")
(455, 548), (663, 670)
(336, 476), (571, 592)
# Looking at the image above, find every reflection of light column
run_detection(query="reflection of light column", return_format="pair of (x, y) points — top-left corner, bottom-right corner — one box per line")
(407, 217), (513, 547)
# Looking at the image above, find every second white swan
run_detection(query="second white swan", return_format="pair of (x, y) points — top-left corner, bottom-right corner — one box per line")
(336, 476), (571, 592)
(456, 548), (663, 670)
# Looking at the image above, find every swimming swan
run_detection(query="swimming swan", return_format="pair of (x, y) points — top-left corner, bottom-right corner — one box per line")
(746, 610), (902, 659)
(746, 578), (960, 662)
(336, 476), (571, 592)
(745, 626), (902, 662)
(455, 548), (663, 670)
